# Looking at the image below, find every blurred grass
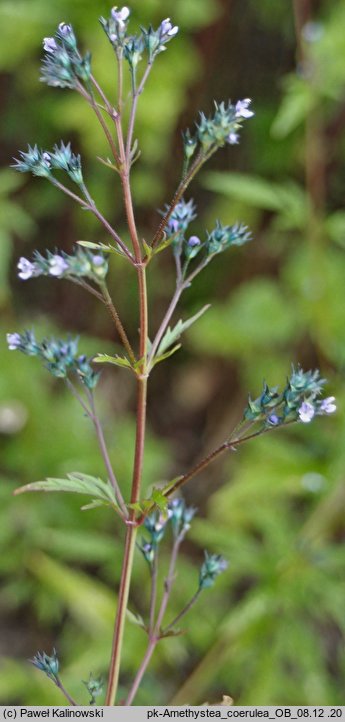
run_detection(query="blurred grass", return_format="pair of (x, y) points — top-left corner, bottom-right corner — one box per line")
(0, 0), (345, 707)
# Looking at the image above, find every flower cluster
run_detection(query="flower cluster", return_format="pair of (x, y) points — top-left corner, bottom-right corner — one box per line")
(165, 198), (197, 241)
(138, 498), (196, 565)
(141, 18), (179, 62)
(31, 649), (59, 682)
(138, 509), (169, 565)
(41, 22), (91, 89)
(183, 99), (254, 165)
(100, 8), (178, 67)
(168, 498), (197, 538)
(12, 142), (84, 187)
(199, 552), (228, 590)
(100, 6), (131, 51)
(206, 220), (252, 254)
(17, 247), (108, 284)
(164, 201), (251, 265)
(83, 674), (104, 706)
(244, 367), (336, 427)
(6, 331), (99, 388)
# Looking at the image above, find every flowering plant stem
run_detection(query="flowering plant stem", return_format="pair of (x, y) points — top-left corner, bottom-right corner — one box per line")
(125, 534), (183, 705)
(9, 11), (335, 706)
(104, 86), (149, 701)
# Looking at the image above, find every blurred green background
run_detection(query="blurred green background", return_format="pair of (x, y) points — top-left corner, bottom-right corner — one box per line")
(1, 0), (345, 706)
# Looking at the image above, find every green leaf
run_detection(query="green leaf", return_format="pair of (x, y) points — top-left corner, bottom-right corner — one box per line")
(80, 499), (109, 511)
(157, 305), (210, 357)
(271, 75), (316, 138)
(150, 487), (170, 511)
(142, 239), (153, 260)
(126, 609), (147, 630)
(93, 353), (133, 369)
(203, 172), (288, 212)
(159, 628), (185, 638)
(14, 472), (118, 509)
(151, 344), (182, 367)
(77, 241), (119, 255)
(153, 234), (174, 255)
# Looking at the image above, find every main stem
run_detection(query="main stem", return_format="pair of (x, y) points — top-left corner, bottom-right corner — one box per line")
(106, 115), (148, 702)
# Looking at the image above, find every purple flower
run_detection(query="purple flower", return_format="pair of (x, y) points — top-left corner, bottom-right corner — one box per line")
(168, 219), (179, 233)
(267, 413), (280, 426)
(49, 255), (69, 277)
(58, 22), (73, 37)
(160, 18), (179, 38)
(298, 401), (315, 423)
(235, 98), (254, 119)
(188, 236), (201, 247)
(6, 333), (22, 350)
(92, 255), (105, 266)
(43, 37), (58, 53)
(111, 6), (130, 29)
(319, 396), (336, 415)
(227, 132), (239, 145)
(17, 257), (38, 280)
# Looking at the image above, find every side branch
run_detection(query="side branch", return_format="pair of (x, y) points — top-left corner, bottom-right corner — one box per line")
(164, 423), (293, 500)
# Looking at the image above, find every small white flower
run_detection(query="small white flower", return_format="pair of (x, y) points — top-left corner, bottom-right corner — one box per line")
(319, 396), (336, 414)
(227, 132), (239, 145)
(160, 18), (179, 37)
(49, 255), (69, 277)
(42, 152), (52, 168)
(7, 333), (22, 350)
(298, 401), (315, 423)
(111, 6), (130, 29)
(17, 257), (37, 280)
(43, 37), (58, 53)
(235, 98), (254, 119)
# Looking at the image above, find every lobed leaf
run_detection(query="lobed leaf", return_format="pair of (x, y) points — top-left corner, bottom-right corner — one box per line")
(14, 472), (118, 509)
(157, 305), (210, 357)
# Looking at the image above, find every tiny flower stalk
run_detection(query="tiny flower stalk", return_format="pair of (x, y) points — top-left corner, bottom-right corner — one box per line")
(8, 6), (336, 708)
(31, 650), (77, 706)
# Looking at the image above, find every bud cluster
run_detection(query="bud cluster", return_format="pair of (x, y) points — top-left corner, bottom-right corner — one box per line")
(138, 497), (196, 565)
(30, 649), (59, 682)
(199, 552), (228, 590)
(12, 142), (84, 187)
(244, 367), (336, 427)
(168, 498), (197, 539)
(100, 8), (178, 68)
(6, 331), (99, 389)
(83, 674), (104, 706)
(100, 6), (131, 51)
(183, 99), (254, 166)
(17, 247), (108, 284)
(41, 22), (91, 89)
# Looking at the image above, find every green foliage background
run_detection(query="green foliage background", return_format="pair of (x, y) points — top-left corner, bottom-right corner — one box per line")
(0, 0), (344, 706)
